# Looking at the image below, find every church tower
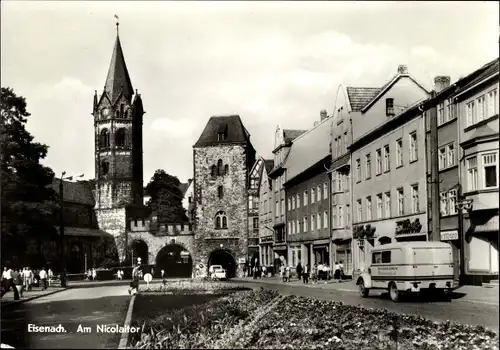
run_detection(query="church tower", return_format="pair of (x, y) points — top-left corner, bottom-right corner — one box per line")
(92, 22), (144, 258)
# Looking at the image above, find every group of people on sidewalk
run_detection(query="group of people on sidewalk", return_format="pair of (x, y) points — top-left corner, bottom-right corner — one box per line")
(1, 266), (52, 300)
(279, 261), (347, 284)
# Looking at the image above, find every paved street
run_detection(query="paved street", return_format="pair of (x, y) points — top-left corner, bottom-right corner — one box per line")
(1, 285), (131, 349)
(235, 278), (499, 332)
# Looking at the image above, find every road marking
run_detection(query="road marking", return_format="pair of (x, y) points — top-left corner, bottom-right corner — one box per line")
(118, 294), (136, 349)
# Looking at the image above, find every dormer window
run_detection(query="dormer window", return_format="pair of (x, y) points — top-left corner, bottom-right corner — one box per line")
(386, 98), (395, 117)
(217, 124), (228, 141)
(217, 132), (226, 141)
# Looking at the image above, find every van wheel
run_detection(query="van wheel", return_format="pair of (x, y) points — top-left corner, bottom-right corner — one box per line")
(358, 279), (369, 297)
(389, 282), (400, 302)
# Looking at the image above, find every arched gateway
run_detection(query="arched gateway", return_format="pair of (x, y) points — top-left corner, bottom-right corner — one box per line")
(208, 249), (237, 278)
(130, 240), (149, 265)
(155, 244), (193, 278)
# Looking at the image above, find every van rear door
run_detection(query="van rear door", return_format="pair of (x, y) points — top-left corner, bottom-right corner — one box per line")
(412, 247), (453, 280)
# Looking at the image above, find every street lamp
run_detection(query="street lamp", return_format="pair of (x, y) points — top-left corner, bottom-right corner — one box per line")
(59, 171), (84, 287)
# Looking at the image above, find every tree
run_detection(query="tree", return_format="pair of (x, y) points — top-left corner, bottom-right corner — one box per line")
(145, 170), (187, 224)
(1, 87), (57, 266)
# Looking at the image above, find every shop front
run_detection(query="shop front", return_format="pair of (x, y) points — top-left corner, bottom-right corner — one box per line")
(259, 235), (274, 274)
(273, 244), (287, 273)
(333, 240), (353, 278)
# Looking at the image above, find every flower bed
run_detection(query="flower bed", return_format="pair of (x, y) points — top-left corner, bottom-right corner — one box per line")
(235, 296), (499, 350)
(141, 279), (249, 294)
(132, 292), (498, 349)
(130, 288), (279, 349)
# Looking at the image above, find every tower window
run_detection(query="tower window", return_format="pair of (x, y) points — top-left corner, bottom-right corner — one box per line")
(120, 104), (125, 118)
(217, 132), (226, 141)
(386, 98), (395, 116)
(215, 211), (228, 229)
(217, 186), (223, 199)
(211, 165), (217, 177)
(217, 159), (223, 176)
(115, 128), (128, 147)
(101, 161), (110, 175)
(224, 164), (229, 175)
(100, 129), (110, 148)
(115, 110), (119, 118)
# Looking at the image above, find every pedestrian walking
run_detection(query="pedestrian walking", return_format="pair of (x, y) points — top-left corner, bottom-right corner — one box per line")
(161, 269), (165, 279)
(302, 264), (309, 284)
(48, 268), (54, 286)
(284, 266), (290, 282)
(339, 260), (345, 281)
(92, 268), (97, 281)
(39, 267), (48, 290)
(12, 269), (23, 298)
(1, 267), (19, 300)
(296, 262), (303, 281)
(128, 263), (142, 295)
(262, 265), (267, 278)
(27, 267), (33, 291)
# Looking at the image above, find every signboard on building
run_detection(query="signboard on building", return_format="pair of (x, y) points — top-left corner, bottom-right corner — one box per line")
(440, 230), (458, 241)
(238, 257), (246, 264)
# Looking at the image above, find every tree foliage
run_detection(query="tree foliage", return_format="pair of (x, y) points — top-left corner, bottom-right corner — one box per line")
(145, 169), (187, 223)
(1, 87), (57, 265)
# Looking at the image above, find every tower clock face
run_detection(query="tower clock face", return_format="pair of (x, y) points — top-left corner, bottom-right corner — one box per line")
(101, 108), (110, 117)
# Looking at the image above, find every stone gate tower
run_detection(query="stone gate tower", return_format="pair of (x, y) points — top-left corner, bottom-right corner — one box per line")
(92, 23), (144, 260)
(193, 115), (256, 278)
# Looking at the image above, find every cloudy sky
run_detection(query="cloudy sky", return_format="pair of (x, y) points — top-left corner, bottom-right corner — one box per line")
(1, 1), (498, 184)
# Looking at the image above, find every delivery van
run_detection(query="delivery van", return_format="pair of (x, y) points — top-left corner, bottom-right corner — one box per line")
(356, 241), (456, 302)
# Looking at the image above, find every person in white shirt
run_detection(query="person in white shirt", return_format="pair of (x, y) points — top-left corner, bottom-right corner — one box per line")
(317, 263), (324, 280)
(47, 269), (53, 286)
(339, 260), (345, 281)
(92, 268), (97, 281)
(39, 268), (48, 290)
(27, 267), (33, 291)
(1, 267), (19, 300)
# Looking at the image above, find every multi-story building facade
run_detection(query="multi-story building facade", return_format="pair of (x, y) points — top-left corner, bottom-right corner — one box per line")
(456, 58), (499, 285)
(258, 158), (275, 272)
(192, 115), (256, 278)
(349, 65), (430, 277)
(284, 111), (332, 270)
(248, 157), (266, 265)
(268, 126), (306, 270)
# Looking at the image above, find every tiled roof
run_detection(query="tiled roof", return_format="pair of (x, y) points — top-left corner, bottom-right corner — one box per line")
(346, 87), (381, 111)
(285, 117), (332, 182)
(104, 35), (134, 103)
(458, 58), (499, 93)
(283, 129), (307, 143)
(194, 115), (251, 147)
(179, 180), (192, 196)
(264, 159), (275, 174)
(50, 179), (95, 206)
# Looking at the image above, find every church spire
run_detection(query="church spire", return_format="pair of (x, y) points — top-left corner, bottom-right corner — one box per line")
(103, 19), (134, 103)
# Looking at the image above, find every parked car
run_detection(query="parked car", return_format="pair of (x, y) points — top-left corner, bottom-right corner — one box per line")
(356, 241), (456, 302)
(209, 265), (227, 280)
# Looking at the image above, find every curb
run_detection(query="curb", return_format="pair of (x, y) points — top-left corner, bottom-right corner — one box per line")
(1, 288), (67, 309)
(118, 294), (136, 349)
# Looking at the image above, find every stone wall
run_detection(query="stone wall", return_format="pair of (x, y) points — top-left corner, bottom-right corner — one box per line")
(193, 145), (250, 277)
(96, 207), (127, 261)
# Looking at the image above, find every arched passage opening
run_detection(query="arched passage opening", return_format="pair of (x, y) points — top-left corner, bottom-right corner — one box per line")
(208, 249), (236, 278)
(155, 244), (193, 278)
(130, 240), (149, 265)
(378, 236), (392, 245)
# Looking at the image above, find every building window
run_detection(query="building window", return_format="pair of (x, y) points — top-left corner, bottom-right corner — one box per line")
(366, 197), (372, 221)
(275, 201), (279, 218)
(384, 192), (391, 218)
(376, 193), (383, 219)
(467, 156), (478, 191)
(338, 206), (344, 227)
(344, 131), (348, 154)
(224, 164), (229, 175)
(317, 185), (321, 201)
(217, 159), (224, 176)
(303, 217), (308, 232)
(288, 222), (291, 235)
(218, 186), (224, 199)
(287, 198), (291, 211)
(99, 129), (110, 148)
(310, 188), (315, 203)
(332, 207), (337, 228)
(115, 128), (128, 147)
(440, 143), (455, 170)
(478, 95), (487, 123)
(437, 103), (445, 125)
(383, 145), (390, 172)
(467, 100), (476, 126)
(386, 98), (395, 116)
(346, 205), (350, 227)
(281, 199), (284, 216)
(365, 154), (371, 179)
(296, 219), (301, 234)
(100, 160), (109, 175)
(488, 89), (498, 118)
(483, 153), (498, 188)
(356, 199), (362, 222)
(323, 211), (328, 229)
(292, 196), (296, 210)
(217, 132), (226, 141)
(316, 214), (321, 230)
(304, 190), (308, 206)
(296, 194), (300, 208)
(447, 100), (456, 123)
(344, 173), (350, 191)
(396, 138), (403, 167)
(311, 214), (315, 231)
(356, 159), (361, 182)
(253, 217), (259, 229)
(397, 188), (404, 215)
(375, 149), (382, 175)
(409, 132), (418, 162)
(215, 211), (228, 229)
(333, 171), (341, 192)
(411, 184), (419, 213)
(323, 182), (328, 199)
(211, 165), (217, 177)
(440, 189), (458, 216)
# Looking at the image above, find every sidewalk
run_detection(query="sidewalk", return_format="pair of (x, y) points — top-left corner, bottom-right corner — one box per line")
(1, 287), (65, 307)
(233, 276), (499, 305)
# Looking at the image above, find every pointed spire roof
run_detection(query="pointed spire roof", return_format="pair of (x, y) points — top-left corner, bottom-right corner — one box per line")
(103, 26), (134, 104)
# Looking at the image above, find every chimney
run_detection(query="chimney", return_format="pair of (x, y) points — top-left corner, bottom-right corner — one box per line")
(434, 76), (451, 93)
(397, 65), (408, 74)
(320, 109), (328, 121)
